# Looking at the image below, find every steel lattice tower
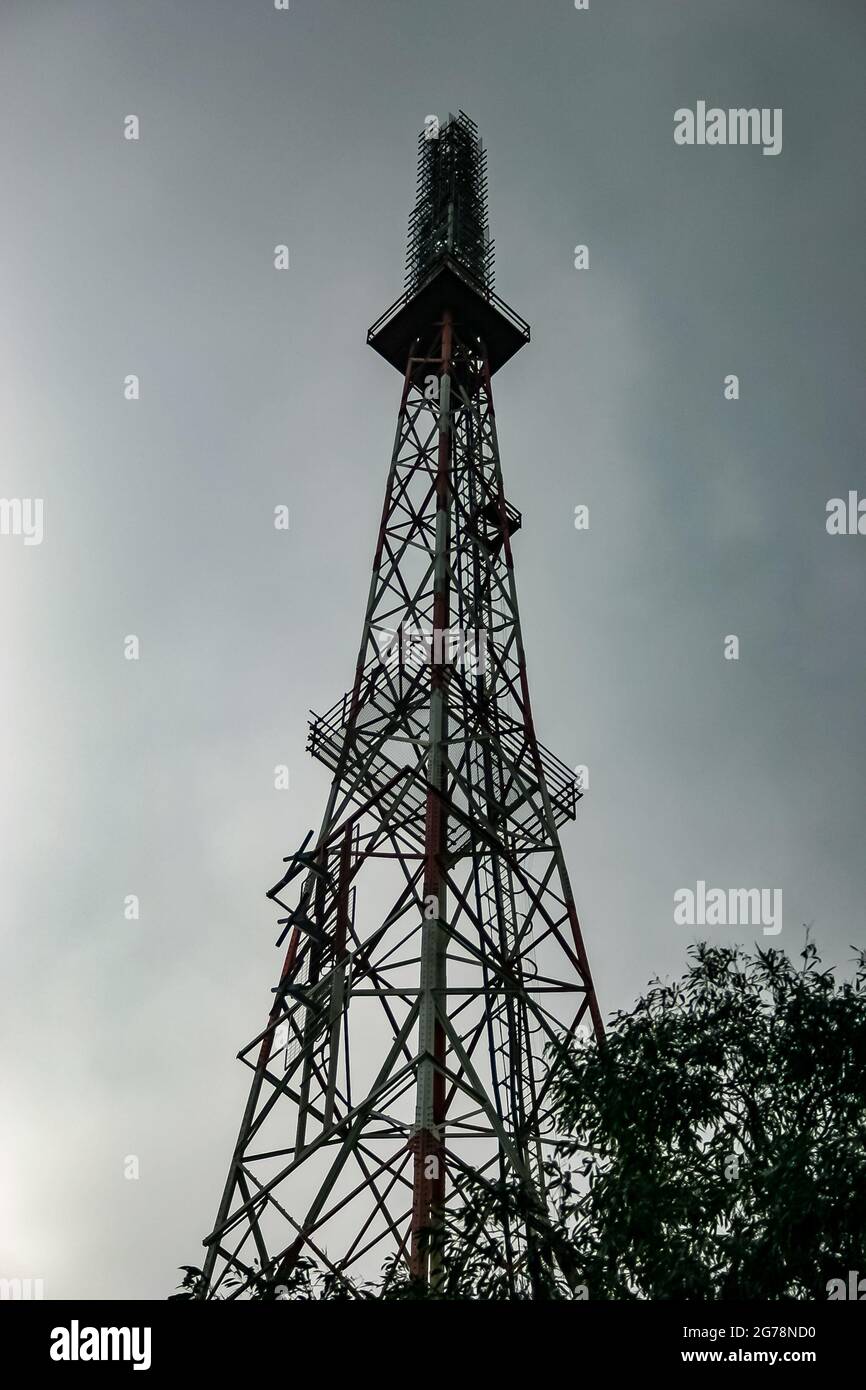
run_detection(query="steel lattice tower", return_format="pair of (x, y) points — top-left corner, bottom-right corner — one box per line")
(199, 112), (603, 1299)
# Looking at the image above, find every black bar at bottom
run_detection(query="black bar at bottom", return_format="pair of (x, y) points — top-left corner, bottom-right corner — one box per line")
(4, 1298), (859, 1378)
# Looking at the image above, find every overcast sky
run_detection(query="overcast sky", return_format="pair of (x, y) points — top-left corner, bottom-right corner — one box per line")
(1, 0), (864, 1299)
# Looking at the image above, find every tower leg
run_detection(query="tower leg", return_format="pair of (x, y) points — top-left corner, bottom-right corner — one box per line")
(411, 311), (452, 1284)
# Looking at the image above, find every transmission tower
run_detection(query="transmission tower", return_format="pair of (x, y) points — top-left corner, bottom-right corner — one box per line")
(199, 111), (603, 1298)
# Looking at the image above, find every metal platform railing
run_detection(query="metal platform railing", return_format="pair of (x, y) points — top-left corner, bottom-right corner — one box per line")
(307, 686), (579, 834)
(366, 259), (530, 354)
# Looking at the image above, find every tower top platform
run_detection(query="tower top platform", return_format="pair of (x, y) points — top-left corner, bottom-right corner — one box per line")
(367, 256), (530, 376)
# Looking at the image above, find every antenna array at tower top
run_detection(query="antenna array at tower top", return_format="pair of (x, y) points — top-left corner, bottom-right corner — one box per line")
(405, 110), (494, 296)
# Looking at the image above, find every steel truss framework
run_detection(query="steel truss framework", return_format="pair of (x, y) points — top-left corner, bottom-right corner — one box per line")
(200, 308), (603, 1300)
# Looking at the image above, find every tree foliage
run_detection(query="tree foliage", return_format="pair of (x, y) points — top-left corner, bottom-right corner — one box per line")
(553, 941), (866, 1299)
